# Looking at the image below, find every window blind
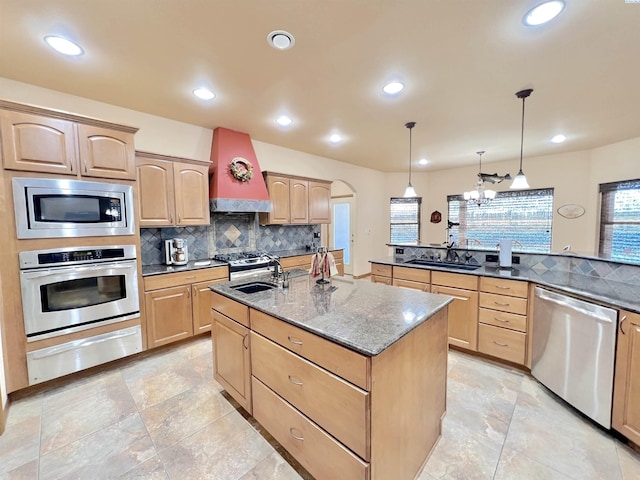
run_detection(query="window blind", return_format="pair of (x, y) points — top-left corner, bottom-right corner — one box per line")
(390, 197), (421, 243)
(599, 179), (640, 263)
(447, 188), (554, 253)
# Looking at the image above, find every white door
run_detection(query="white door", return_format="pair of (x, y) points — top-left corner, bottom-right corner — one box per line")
(331, 197), (354, 275)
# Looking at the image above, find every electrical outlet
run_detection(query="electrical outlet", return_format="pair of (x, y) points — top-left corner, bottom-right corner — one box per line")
(313, 232), (321, 239)
(396, 248), (404, 254)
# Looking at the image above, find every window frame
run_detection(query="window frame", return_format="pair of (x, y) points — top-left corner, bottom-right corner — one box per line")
(598, 179), (640, 263)
(390, 197), (422, 244)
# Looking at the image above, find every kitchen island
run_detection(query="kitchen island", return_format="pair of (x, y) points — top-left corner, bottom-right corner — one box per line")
(209, 272), (452, 480)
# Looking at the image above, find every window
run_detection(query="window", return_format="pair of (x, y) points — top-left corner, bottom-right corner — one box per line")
(447, 188), (554, 253)
(599, 179), (640, 263)
(390, 197), (421, 243)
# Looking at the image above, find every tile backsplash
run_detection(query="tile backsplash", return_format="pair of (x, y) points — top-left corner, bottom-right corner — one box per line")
(141, 213), (320, 266)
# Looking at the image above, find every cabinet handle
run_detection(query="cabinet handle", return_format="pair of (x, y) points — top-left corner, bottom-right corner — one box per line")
(494, 301), (510, 307)
(170, 215), (174, 223)
(193, 288), (197, 296)
(495, 285), (511, 290)
(287, 336), (303, 345)
(186, 287), (190, 298)
(620, 315), (628, 335)
(494, 317), (510, 323)
(289, 427), (304, 441)
(243, 334), (248, 349)
(186, 276), (196, 280)
(288, 375), (304, 386)
(84, 160), (88, 173)
(178, 215), (182, 223)
(493, 341), (509, 347)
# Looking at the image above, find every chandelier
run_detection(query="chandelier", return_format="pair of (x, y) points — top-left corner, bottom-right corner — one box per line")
(464, 151), (496, 206)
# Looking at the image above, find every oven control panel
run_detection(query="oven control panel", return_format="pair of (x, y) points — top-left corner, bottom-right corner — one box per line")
(19, 245), (137, 269)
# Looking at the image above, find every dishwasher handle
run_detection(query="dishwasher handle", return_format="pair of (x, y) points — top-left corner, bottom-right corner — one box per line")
(535, 287), (617, 324)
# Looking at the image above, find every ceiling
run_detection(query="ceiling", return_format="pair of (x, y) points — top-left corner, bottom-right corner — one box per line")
(1, 1), (639, 173)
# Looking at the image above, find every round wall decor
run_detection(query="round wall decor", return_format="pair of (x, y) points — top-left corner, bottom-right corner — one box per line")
(230, 157), (253, 182)
(557, 204), (585, 219)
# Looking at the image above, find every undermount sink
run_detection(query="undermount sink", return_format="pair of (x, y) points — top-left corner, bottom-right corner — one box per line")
(404, 259), (481, 271)
(231, 281), (277, 294)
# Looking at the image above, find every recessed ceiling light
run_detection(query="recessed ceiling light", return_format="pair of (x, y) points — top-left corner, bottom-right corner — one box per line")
(383, 81), (405, 95)
(44, 35), (84, 56)
(550, 134), (567, 143)
(329, 134), (342, 144)
(419, 158), (429, 165)
(276, 115), (293, 127)
(523, 1), (565, 26)
(193, 88), (215, 100)
(267, 30), (295, 50)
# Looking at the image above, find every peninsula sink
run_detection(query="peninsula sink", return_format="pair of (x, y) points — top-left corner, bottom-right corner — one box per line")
(404, 259), (481, 271)
(231, 281), (277, 294)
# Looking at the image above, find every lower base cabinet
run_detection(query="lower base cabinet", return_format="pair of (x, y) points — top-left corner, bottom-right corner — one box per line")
(212, 293), (448, 479)
(613, 310), (640, 445)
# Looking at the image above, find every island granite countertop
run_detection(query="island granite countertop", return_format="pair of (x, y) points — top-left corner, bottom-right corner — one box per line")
(210, 270), (452, 357)
(370, 257), (640, 314)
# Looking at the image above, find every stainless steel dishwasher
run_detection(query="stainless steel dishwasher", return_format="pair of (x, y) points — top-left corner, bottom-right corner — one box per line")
(532, 286), (618, 428)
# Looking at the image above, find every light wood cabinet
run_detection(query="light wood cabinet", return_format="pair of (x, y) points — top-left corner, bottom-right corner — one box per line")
(143, 267), (228, 348)
(613, 310), (640, 446)
(280, 253), (313, 270)
(211, 292), (252, 413)
(477, 277), (529, 365)
(260, 172), (331, 224)
(431, 272), (479, 351)
(0, 107), (136, 179)
(392, 266), (430, 291)
(136, 152), (210, 227)
(332, 249), (345, 276)
(370, 262), (392, 285)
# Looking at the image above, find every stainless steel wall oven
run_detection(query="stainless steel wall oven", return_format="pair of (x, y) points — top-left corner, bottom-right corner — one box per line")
(19, 245), (142, 385)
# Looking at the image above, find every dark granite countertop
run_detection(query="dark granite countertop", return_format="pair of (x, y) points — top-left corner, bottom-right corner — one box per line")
(271, 248), (343, 258)
(210, 270), (452, 357)
(142, 259), (228, 277)
(370, 257), (640, 314)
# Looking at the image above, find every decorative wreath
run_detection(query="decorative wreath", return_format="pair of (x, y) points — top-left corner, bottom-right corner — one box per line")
(230, 157), (253, 182)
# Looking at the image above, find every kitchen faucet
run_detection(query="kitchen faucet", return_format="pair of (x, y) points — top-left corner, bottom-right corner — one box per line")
(443, 235), (459, 263)
(263, 253), (284, 283)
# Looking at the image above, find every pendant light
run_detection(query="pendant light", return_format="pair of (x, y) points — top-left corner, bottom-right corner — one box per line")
(403, 121), (417, 197)
(464, 151), (496, 206)
(510, 88), (533, 189)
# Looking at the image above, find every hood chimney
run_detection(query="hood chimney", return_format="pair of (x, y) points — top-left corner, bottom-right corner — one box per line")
(209, 127), (271, 212)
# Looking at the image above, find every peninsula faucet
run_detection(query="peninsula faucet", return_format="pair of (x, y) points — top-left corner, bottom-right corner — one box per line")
(444, 235), (458, 263)
(263, 253), (284, 283)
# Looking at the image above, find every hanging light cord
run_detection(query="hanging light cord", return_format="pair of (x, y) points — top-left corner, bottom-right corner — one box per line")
(406, 121), (416, 185)
(516, 88), (533, 174)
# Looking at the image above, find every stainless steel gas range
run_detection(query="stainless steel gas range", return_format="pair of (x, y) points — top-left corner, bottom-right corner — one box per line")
(212, 252), (279, 280)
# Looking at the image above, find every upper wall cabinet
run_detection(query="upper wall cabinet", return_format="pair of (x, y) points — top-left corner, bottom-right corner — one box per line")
(260, 172), (331, 225)
(0, 101), (137, 180)
(136, 152), (211, 227)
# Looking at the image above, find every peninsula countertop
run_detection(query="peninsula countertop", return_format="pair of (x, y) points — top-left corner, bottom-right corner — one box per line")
(209, 271), (452, 356)
(370, 257), (640, 314)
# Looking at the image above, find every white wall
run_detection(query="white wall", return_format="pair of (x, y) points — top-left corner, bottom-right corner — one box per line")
(385, 144), (640, 256)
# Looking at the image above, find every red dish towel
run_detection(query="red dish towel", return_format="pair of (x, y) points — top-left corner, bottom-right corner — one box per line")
(309, 252), (338, 277)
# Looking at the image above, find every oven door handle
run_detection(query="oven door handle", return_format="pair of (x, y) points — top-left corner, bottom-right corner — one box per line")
(22, 262), (134, 278)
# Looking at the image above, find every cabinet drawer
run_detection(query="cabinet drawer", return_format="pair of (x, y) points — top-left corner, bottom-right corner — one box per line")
(212, 293), (250, 328)
(479, 308), (527, 333)
(480, 277), (528, 298)
(431, 271), (478, 291)
(144, 266), (228, 291)
(280, 254), (313, 270)
(392, 278), (430, 292)
(479, 292), (527, 315)
(371, 275), (392, 285)
(392, 266), (431, 283)
(250, 309), (369, 390)
(252, 377), (369, 480)
(370, 263), (392, 277)
(251, 333), (369, 459)
(478, 323), (526, 365)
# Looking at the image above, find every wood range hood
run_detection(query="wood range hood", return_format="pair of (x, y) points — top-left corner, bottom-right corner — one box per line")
(209, 127), (272, 213)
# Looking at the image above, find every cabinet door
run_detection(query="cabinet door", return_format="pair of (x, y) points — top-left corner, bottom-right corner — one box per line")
(0, 110), (77, 174)
(213, 310), (252, 413)
(136, 157), (176, 226)
(77, 124), (136, 179)
(192, 279), (226, 334)
(308, 181), (331, 224)
(289, 179), (309, 224)
(431, 285), (479, 351)
(371, 275), (392, 285)
(145, 286), (194, 348)
(613, 311), (640, 445)
(263, 175), (290, 224)
(173, 162), (210, 226)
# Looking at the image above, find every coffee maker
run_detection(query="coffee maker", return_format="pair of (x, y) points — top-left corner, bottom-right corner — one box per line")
(164, 238), (188, 266)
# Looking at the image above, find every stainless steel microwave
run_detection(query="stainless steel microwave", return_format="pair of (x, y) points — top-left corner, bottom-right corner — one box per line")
(12, 177), (135, 239)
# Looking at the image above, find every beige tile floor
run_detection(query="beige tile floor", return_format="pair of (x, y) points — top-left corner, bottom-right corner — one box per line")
(1, 334), (639, 480)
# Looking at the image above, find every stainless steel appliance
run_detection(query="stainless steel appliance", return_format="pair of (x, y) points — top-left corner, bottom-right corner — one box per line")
(19, 245), (140, 340)
(12, 177), (135, 239)
(164, 238), (189, 265)
(532, 287), (618, 428)
(19, 245), (142, 385)
(213, 252), (278, 280)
